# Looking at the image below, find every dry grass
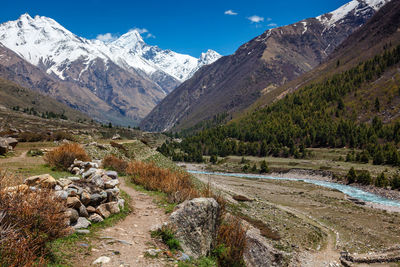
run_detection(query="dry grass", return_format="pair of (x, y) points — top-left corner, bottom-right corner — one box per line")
(44, 143), (90, 170)
(0, 171), (69, 266)
(18, 131), (74, 142)
(215, 216), (247, 267)
(102, 155), (129, 175)
(110, 141), (127, 152)
(126, 161), (199, 203)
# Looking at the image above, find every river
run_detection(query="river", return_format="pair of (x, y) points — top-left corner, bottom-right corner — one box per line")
(188, 170), (400, 208)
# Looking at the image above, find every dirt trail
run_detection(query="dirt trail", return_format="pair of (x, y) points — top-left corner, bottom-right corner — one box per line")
(77, 178), (168, 267)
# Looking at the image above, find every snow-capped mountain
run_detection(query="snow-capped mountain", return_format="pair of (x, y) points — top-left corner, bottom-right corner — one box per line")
(0, 13), (221, 126)
(140, 0), (391, 132)
(317, 0), (387, 28)
(0, 13), (221, 88)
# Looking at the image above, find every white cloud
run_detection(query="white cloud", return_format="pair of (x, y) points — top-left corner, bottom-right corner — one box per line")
(267, 23), (277, 27)
(224, 10), (238, 15)
(248, 15), (264, 23)
(130, 28), (156, 39)
(130, 27), (149, 34)
(96, 33), (118, 42)
(146, 33), (156, 39)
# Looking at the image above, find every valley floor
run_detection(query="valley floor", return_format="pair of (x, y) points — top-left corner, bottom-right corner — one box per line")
(182, 163), (400, 266)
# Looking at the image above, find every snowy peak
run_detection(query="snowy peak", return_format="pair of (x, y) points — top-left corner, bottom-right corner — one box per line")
(112, 30), (145, 49)
(0, 13), (221, 85)
(317, 0), (389, 28)
(199, 49), (221, 65)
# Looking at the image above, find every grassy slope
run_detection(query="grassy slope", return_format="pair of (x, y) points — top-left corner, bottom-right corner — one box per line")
(0, 77), (90, 122)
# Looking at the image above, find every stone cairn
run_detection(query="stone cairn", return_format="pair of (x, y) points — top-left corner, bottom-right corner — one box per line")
(23, 159), (124, 231)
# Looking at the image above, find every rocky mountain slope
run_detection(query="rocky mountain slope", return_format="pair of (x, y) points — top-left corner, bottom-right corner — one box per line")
(140, 0), (389, 132)
(261, 0), (400, 124)
(0, 14), (221, 125)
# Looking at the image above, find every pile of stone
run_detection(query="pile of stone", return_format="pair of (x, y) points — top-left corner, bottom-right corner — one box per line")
(24, 159), (124, 231)
(0, 137), (18, 155)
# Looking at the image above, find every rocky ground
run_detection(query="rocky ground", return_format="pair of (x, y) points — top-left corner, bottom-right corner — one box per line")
(182, 163), (400, 266)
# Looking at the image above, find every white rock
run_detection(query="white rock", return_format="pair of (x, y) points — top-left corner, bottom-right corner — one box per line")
(92, 256), (111, 265)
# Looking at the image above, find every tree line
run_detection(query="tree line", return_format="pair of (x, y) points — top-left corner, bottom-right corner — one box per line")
(158, 44), (400, 169)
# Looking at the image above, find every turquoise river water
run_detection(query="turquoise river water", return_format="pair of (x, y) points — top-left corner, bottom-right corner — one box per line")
(188, 170), (400, 208)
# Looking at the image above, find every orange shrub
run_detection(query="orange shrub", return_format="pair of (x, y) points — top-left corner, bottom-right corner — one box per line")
(126, 161), (199, 203)
(216, 216), (247, 267)
(44, 143), (90, 170)
(102, 155), (129, 175)
(0, 171), (69, 266)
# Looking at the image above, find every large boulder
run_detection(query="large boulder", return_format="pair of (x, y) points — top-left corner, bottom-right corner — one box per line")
(5, 137), (18, 149)
(0, 139), (7, 155)
(243, 223), (286, 267)
(0, 137), (18, 155)
(166, 198), (220, 258)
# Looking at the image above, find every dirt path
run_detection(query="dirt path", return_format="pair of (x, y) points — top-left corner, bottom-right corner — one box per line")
(77, 178), (168, 267)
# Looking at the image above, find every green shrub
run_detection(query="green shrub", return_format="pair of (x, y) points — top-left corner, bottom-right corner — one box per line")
(151, 226), (181, 251)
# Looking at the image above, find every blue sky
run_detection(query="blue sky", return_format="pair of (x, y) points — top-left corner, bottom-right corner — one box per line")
(1, 0), (348, 57)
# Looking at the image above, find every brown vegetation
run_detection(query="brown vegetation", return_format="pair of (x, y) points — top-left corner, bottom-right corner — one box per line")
(215, 216), (247, 267)
(102, 155), (129, 175)
(126, 161), (199, 203)
(233, 195), (252, 202)
(44, 143), (90, 170)
(110, 141), (127, 151)
(18, 131), (74, 142)
(0, 171), (69, 266)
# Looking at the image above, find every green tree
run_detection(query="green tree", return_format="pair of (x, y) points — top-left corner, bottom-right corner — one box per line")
(357, 171), (372, 185)
(260, 160), (269, 173)
(251, 164), (258, 173)
(373, 149), (384, 165)
(375, 97), (380, 112)
(346, 167), (357, 184)
(392, 174), (400, 190)
(375, 172), (388, 188)
(210, 154), (218, 164)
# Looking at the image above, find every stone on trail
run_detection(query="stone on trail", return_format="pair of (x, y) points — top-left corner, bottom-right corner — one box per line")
(106, 202), (120, 214)
(72, 217), (91, 229)
(76, 229), (90, 234)
(92, 256), (111, 265)
(89, 213), (104, 223)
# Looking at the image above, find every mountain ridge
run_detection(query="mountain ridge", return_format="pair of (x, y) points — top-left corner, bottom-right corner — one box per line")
(140, 0), (390, 132)
(0, 14), (221, 125)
